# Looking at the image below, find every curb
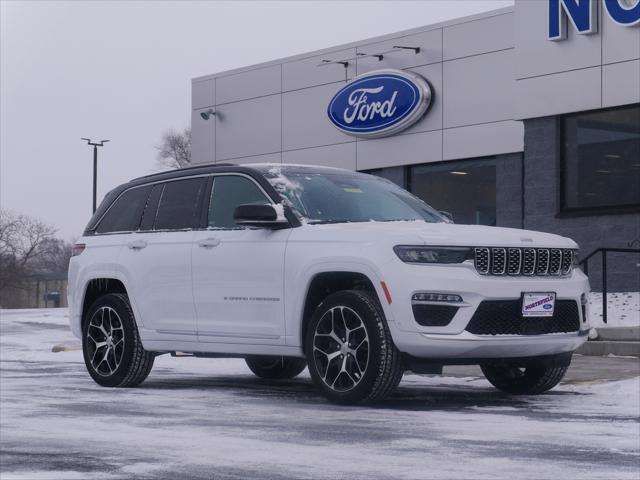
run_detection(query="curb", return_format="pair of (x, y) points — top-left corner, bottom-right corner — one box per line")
(576, 340), (640, 357)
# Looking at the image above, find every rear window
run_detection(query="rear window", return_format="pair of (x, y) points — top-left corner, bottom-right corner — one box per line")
(155, 178), (206, 230)
(96, 185), (152, 234)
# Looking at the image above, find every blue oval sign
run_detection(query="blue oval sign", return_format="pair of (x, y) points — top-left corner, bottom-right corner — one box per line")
(327, 69), (432, 138)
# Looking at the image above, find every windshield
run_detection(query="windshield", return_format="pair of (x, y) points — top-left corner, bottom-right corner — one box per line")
(262, 167), (445, 224)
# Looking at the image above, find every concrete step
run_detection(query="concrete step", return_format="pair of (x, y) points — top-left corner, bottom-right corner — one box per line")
(594, 326), (640, 342)
(577, 340), (640, 357)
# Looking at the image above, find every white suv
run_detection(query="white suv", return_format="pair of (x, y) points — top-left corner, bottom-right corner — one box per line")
(68, 164), (590, 404)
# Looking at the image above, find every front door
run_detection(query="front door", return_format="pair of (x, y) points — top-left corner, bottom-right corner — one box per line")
(192, 174), (290, 344)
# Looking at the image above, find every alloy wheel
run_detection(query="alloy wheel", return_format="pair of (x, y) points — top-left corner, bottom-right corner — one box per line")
(313, 306), (370, 392)
(86, 306), (125, 377)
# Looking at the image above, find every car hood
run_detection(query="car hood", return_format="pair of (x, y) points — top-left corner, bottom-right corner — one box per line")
(298, 221), (578, 249)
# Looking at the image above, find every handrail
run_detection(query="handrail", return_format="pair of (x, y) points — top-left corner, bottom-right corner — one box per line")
(578, 247), (640, 324)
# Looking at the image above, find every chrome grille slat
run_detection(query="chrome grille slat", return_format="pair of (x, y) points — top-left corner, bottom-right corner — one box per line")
(491, 248), (507, 275)
(507, 248), (522, 275)
(536, 249), (550, 275)
(474, 247), (574, 277)
(474, 248), (490, 275)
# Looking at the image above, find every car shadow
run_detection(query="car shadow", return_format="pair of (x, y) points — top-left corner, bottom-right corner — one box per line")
(139, 373), (581, 412)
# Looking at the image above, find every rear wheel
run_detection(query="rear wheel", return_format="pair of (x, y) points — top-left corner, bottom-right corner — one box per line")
(480, 363), (568, 395)
(305, 290), (403, 404)
(82, 293), (154, 388)
(245, 356), (306, 379)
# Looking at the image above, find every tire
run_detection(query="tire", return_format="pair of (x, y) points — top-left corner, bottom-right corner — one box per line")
(82, 293), (155, 388)
(480, 362), (569, 395)
(245, 356), (306, 379)
(305, 290), (404, 405)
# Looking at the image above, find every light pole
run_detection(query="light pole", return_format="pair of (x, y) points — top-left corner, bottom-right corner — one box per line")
(81, 138), (109, 213)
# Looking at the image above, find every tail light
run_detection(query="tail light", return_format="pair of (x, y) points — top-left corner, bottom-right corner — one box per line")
(72, 243), (86, 256)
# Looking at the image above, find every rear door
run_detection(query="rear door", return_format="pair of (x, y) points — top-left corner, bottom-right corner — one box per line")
(118, 177), (207, 339)
(192, 174), (290, 344)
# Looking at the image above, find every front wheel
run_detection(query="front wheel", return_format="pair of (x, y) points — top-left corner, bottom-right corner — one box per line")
(245, 356), (307, 379)
(480, 363), (569, 395)
(305, 290), (404, 405)
(82, 293), (155, 388)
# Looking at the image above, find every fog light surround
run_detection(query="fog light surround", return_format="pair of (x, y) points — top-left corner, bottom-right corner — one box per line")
(412, 292), (463, 303)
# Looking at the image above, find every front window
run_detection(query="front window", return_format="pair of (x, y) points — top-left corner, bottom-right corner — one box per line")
(561, 104), (640, 211)
(261, 167), (444, 224)
(208, 175), (270, 228)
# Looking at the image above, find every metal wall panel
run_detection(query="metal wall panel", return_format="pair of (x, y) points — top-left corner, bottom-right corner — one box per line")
(443, 120), (523, 161)
(282, 143), (356, 170)
(400, 63), (443, 135)
(282, 49), (356, 92)
(215, 95), (281, 161)
(355, 29), (442, 75)
(191, 108), (215, 165)
(515, 66), (601, 119)
(282, 82), (352, 151)
(603, 60), (640, 108)
(192, 79), (215, 109)
(235, 152), (282, 165)
(443, 12), (514, 60)
(216, 65), (281, 105)
(602, 10), (640, 65)
(443, 49), (515, 128)
(514, 0), (601, 80)
(356, 130), (442, 170)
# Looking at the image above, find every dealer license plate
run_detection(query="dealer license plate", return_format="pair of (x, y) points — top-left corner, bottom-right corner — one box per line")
(522, 292), (556, 317)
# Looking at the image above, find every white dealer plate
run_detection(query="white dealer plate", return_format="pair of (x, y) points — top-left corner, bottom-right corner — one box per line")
(522, 292), (556, 317)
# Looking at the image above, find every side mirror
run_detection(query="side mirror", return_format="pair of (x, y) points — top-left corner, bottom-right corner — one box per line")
(233, 203), (289, 228)
(439, 210), (454, 223)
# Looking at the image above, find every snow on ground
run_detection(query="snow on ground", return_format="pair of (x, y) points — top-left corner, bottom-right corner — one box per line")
(1, 308), (639, 480)
(588, 292), (640, 328)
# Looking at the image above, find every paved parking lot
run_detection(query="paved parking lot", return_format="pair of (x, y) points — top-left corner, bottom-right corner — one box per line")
(1, 309), (639, 479)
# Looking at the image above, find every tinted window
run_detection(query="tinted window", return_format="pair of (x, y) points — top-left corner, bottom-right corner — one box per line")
(410, 159), (496, 225)
(208, 176), (270, 228)
(562, 105), (640, 210)
(155, 178), (206, 230)
(96, 185), (152, 234)
(139, 183), (163, 231)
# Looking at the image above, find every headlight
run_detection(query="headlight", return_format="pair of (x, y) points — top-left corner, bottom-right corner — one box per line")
(393, 246), (473, 264)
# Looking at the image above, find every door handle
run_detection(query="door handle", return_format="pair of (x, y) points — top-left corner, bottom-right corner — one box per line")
(127, 240), (147, 250)
(198, 237), (220, 249)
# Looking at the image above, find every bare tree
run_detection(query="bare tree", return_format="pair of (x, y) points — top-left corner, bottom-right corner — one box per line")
(156, 128), (191, 169)
(0, 210), (58, 291)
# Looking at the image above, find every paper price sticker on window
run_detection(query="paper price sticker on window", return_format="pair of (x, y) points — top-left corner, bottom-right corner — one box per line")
(522, 292), (556, 317)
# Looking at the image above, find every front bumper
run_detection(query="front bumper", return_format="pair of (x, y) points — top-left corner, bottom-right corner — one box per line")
(382, 261), (590, 359)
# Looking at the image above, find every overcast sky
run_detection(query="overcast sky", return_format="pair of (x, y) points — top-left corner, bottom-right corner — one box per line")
(1, 0), (513, 239)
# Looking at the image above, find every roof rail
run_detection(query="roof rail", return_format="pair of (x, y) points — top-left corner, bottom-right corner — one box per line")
(130, 162), (237, 182)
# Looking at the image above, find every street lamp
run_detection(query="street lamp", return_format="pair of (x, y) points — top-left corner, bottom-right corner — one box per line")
(81, 138), (110, 213)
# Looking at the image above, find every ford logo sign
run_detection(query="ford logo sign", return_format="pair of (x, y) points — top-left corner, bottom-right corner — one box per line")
(327, 69), (432, 139)
(543, 304), (553, 310)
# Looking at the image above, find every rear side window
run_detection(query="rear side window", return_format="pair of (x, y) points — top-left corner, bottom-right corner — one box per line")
(155, 177), (206, 230)
(139, 183), (164, 231)
(208, 175), (270, 228)
(96, 185), (152, 234)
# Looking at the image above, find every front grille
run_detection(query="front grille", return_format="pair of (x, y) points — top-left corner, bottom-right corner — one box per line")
(474, 247), (574, 276)
(466, 300), (580, 335)
(412, 304), (458, 327)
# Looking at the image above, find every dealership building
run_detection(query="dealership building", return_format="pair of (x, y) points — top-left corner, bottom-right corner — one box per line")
(190, 0), (640, 292)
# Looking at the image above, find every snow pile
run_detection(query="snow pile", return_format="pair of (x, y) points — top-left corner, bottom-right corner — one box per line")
(588, 292), (639, 328)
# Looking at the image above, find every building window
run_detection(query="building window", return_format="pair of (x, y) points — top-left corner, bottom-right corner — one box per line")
(561, 104), (640, 212)
(409, 158), (496, 225)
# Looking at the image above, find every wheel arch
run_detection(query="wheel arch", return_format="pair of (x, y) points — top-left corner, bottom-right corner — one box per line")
(81, 278), (128, 328)
(299, 269), (390, 354)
